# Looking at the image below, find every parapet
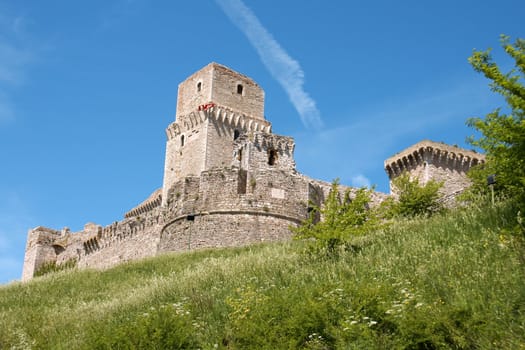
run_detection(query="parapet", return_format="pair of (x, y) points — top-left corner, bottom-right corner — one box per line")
(125, 188), (162, 218)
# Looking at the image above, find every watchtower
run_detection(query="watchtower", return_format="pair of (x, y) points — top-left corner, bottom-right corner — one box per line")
(162, 63), (271, 205)
(384, 140), (485, 202)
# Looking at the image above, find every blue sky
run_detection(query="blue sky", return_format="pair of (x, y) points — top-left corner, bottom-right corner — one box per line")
(0, 0), (523, 284)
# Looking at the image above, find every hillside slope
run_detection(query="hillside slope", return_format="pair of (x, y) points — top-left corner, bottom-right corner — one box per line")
(1, 200), (524, 349)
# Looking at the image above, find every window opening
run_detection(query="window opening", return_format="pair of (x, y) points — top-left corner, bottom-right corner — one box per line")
(233, 129), (240, 140)
(237, 84), (243, 95)
(268, 149), (277, 166)
(237, 169), (247, 194)
(197, 82), (202, 92)
(186, 215), (195, 222)
(181, 135), (185, 147)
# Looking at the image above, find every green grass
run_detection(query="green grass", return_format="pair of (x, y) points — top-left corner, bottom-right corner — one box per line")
(1, 200), (524, 349)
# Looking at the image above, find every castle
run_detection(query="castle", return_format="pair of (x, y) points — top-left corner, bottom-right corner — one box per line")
(22, 63), (484, 281)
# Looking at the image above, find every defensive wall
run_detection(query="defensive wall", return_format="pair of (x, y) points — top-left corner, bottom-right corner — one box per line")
(22, 63), (483, 281)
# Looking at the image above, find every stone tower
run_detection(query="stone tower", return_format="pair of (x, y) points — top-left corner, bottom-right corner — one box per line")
(162, 63), (271, 205)
(384, 140), (485, 203)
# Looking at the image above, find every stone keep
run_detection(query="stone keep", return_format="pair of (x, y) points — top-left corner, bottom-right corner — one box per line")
(22, 63), (482, 281)
(162, 63), (271, 205)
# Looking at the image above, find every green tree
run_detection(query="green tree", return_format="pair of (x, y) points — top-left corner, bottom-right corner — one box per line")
(293, 179), (381, 255)
(466, 35), (525, 205)
(383, 172), (443, 218)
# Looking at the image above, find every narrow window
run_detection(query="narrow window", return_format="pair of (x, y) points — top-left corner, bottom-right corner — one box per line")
(197, 82), (202, 92)
(268, 149), (277, 166)
(186, 215), (195, 222)
(233, 129), (240, 140)
(237, 169), (247, 194)
(181, 135), (185, 147)
(237, 148), (242, 161)
(237, 84), (243, 95)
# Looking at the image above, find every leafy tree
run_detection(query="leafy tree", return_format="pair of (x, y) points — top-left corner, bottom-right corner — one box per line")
(466, 35), (525, 205)
(293, 179), (381, 255)
(382, 172), (443, 218)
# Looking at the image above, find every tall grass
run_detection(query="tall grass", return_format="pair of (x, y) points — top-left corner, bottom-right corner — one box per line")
(0, 200), (524, 349)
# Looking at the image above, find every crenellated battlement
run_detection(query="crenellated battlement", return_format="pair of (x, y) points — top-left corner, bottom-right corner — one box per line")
(384, 140), (484, 178)
(166, 104), (271, 140)
(125, 188), (162, 218)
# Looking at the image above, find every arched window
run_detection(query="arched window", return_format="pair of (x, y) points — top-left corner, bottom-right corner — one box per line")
(197, 82), (202, 92)
(181, 135), (185, 147)
(233, 129), (240, 140)
(237, 84), (243, 95)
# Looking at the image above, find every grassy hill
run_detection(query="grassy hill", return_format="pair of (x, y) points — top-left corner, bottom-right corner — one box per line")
(1, 200), (524, 349)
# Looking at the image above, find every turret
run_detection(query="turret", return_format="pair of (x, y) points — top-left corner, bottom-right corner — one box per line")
(384, 140), (485, 201)
(22, 227), (61, 281)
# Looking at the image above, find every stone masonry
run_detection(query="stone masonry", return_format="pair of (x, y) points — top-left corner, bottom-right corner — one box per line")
(22, 63), (483, 281)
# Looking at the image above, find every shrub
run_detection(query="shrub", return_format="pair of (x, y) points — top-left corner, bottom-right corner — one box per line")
(293, 179), (381, 255)
(382, 172), (443, 218)
(467, 35), (525, 209)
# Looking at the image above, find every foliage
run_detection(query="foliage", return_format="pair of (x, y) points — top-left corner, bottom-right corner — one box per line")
(383, 172), (443, 218)
(466, 35), (525, 207)
(1, 200), (524, 349)
(33, 258), (77, 277)
(293, 179), (381, 255)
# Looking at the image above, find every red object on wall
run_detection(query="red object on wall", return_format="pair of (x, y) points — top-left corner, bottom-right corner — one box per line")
(198, 102), (216, 111)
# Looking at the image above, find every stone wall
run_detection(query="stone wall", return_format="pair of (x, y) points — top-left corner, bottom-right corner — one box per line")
(210, 64), (265, 121)
(176, 63), (214, 118)
(162, 106), (271, 206)
(158, 213), (297, 253)
(204, 117), (238, 170)
(22, 227), (61, 281)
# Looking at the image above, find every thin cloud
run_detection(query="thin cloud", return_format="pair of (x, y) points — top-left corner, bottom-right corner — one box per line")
(351, 174), (372, 188)
(292, 75), (498, 191)
(0, 190), (35, 284)
(98, 0), (143, 31)
(215, 0), (323, 129)
(0, 94), (13, 124)
(0, 13), (34, 125)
